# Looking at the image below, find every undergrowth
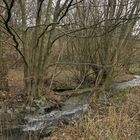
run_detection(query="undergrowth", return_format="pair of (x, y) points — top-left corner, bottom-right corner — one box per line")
(45, 87), (140, 140)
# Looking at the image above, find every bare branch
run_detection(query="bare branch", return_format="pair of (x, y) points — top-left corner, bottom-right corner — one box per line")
(2, 0), (28, 67)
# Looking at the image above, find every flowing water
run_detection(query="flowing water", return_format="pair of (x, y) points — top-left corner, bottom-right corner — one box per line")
(112, 75), (140, 90)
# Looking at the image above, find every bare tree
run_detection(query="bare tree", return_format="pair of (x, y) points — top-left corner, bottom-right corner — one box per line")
(0, 0), (139, 97)
(0, 32), (9, 91)
(61, 0), (140, 90)
(0, 2), (9, 91)
(0, 0), (85, 96)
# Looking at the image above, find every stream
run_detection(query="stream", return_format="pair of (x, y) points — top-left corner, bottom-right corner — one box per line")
(111, 75), (140, 90)
(1, 75), (140, 140)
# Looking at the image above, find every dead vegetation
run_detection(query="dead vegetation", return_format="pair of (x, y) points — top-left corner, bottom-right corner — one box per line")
(0, 0), (140, 140)
(45, 87), (140, 140)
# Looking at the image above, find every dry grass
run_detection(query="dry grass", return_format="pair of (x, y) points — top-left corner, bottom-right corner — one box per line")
(8, 69), (24, 87)
(45, 87), (140, 140)
(114, 73), (134, 83)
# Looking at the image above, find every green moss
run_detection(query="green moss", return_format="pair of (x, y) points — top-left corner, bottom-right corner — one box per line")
(129, 67), (140, 75)
(34, 96), (47, 108)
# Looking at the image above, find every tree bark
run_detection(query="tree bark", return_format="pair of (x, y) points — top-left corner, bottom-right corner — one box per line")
(0, 40), (9, 91)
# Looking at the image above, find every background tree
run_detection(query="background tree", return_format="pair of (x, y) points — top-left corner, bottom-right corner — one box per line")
(61, 0), (140, 90)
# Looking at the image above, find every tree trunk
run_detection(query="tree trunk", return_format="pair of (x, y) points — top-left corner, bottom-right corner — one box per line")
(0, 41), (9, 91)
